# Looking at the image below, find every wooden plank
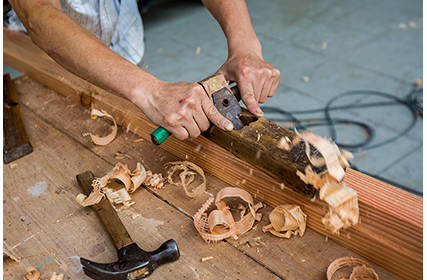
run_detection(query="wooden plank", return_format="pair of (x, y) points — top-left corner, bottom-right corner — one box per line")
(3, 73), (33, 163)
(3, 27), (422, 279)
(3, 88), (282, 280)
(8, 76), (404, 280)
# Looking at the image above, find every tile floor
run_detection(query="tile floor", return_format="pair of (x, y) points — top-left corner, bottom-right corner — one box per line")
(3, 0), (423, 196)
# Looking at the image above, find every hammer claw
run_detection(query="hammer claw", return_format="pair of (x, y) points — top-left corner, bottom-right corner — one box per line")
(79, 240), (180, 279)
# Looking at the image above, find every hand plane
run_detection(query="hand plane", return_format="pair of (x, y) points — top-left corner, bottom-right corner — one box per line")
(151, 74), (328, 199)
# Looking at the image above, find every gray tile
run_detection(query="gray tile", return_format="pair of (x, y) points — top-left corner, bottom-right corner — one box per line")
(378, 146), (423, 195)
(319, 0), (423, 36)
(350, 132), (421, 176)
(339, 29), (422, 80)
(283, 59), (409, 102)
(284, 18), (375, 57)
(259, 37), (327, 86)
(342, 94), (422, 143)
(143, 35), (225, 82)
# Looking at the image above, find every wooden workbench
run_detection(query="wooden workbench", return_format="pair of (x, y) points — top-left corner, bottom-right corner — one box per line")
(3, 75), (404, 279)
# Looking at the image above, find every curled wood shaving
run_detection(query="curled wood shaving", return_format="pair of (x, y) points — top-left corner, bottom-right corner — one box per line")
(278, 131), (358, 234)
(327, 257), (379, 280)
(296, 131), (351, 182)
(85, 109), (117, 145)
(262, 204), (307, 238)
(76, 162), (163, 211)
(193, 188), (263, 243)
(105, 188), (135, 211)
(298, 166), (359, 234)
(25, 267), (40, 280)
(166, 161), (206, 197)
(130, 163), (147, 193)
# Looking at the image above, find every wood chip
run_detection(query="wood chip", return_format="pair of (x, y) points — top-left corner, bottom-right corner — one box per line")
(201, 256), (213, 262)
(327, 257), (378, 280)
(129, 212), (141, 219)
(48, 272), (64, 280)
(25, 267), (40, 280)
(262, 205), (307, 238)
(85, 109), (118, 146)
(194, 187), (263, 243)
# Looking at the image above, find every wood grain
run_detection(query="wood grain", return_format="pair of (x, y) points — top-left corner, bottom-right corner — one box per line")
(5, 76), (404, 280)
(3, 27), (421, 280)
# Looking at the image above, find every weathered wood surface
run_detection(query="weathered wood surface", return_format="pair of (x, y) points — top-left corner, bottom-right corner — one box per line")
(3, 76), (404, 279)
(3, 27), (422, 279)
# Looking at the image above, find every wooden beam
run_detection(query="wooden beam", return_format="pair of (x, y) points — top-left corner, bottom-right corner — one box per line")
(3, 27), (422, 279)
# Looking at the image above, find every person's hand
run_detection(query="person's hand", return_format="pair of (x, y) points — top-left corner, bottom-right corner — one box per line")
(217, 51), (280, 117)
(132, 79), (234, 140)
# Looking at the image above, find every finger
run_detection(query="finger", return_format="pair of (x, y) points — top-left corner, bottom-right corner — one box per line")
(184, 120), (202, 139)
(202, 98), (233, 131)
(193, 114), (211, 132)
(170, 126), (189, 141)
(257, 76), (270, 104)
(259, 83), (270, 104)
(239, 80), (263, 117)
(268, 69), (281, 97)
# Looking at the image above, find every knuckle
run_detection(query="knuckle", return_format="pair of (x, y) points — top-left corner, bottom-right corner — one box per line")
(205, 104), (219, 118)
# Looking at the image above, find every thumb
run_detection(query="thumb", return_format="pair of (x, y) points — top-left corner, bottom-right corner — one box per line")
(202, 99), (234, 131)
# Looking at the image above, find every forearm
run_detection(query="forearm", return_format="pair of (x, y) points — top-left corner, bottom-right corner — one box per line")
(201, 0), (262, 56)
(9, 0), (157, 103)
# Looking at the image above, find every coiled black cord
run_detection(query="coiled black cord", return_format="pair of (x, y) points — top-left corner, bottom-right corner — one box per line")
(261, 86), (423, 197)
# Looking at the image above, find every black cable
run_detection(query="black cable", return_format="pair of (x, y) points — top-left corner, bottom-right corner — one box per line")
(324, 90), (419, 150)
(262, 87), (422, 151)
(261, 87), (423, 196)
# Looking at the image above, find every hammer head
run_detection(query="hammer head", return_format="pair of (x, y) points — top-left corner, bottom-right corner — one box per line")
(80, 239), (180, 280)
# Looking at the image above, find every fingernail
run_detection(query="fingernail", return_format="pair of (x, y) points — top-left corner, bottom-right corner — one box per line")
(255, 109), (264, 117)
(225, 122), (234, 131)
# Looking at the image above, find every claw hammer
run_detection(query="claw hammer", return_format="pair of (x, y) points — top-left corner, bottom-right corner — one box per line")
(76, 171), (180, 280)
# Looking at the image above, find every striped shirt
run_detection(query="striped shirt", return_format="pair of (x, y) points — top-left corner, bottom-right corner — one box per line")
(7, 0), (144, 65)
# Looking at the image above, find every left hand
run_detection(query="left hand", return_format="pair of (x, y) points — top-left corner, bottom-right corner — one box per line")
(217, 51), (280, 117)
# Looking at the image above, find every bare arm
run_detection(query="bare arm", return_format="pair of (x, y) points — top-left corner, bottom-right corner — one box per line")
(202, 0), (280, 117)
(9, 0), (232, 140)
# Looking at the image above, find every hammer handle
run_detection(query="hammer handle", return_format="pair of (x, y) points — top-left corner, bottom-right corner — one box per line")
(77, 171), (134, 250)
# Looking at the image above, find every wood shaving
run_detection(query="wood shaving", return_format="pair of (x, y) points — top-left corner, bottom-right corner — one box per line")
(194, 188), (263, 243)
(76, 162), (163, 211)
(84, 109), (117, 145)
(262, 204), (307, 238)
(166, 161), (206, 197)
(129, 212), (141, 219)
(48, 272), (64, 280)
(327, 257), (378, 280)
(278, 131), (359, 234)
(25, 267), (40, 280)
(9, 163), (18, 170)
(201, 256), (213, 262)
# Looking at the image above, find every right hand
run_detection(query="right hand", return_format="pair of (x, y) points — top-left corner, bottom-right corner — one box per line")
(133, 80), (234, 141)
